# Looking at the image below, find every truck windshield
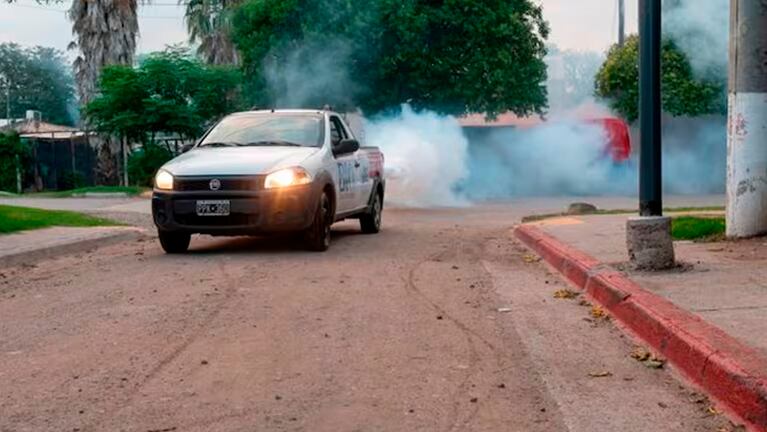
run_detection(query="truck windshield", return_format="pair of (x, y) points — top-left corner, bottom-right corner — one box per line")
(200, 114), (324, 148)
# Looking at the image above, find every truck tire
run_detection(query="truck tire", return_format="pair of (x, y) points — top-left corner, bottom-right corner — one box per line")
(360, 191), (382, 234)
(158, 231), (191, 254)
(305, 192), (332, 251)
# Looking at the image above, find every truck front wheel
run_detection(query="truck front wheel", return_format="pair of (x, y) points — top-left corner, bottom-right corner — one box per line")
(158, 231), (191, 254)
(304, 192), (332, 251)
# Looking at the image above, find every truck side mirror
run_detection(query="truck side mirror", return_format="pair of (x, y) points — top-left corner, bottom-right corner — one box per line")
(181, 143), (195, 154)
(334, 139), (359, 156)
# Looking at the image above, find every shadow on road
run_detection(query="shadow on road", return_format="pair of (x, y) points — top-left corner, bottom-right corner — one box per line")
(182, 226), (366, 255)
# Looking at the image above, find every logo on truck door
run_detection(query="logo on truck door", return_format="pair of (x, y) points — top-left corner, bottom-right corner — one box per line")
(337, 161), (355, 192)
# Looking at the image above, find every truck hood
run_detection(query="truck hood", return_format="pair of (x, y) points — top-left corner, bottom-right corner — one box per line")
(162, 146), (319, 176)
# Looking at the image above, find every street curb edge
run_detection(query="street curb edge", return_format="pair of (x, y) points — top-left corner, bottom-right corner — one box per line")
(514, 224), (767, 432)
(0, 229), (146, 270)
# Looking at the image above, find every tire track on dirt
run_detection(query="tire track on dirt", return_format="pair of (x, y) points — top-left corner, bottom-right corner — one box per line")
(87, 258), (256, 430)
(403, 243), (508, 432)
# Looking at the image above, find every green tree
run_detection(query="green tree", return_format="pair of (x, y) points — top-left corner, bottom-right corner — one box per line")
(0, 43), (76, 125)
(231, 0), (549, 117)
(0, 131), (25, 193)
(594, 35), (725, 122)
(86, 48), (243, 144)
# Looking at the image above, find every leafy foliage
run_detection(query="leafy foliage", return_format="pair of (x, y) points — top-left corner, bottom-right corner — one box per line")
(0, 132), (26, 193)
(127, 143), (173, 187)
(69, 0), (139, 104)
(595, 35), (725, 122)
(85, 48), (243, 143)
(0, 43), (76, 125)
(184, 0), (242, 64)
(231, 0), (549, 117)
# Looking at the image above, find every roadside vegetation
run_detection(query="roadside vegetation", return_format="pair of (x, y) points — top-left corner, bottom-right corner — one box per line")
(30, 186), (148, 198)
(671, 216), (725, 241)
(0, 205), (118, 234)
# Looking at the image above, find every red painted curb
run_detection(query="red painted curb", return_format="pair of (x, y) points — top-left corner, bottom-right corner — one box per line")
(514, 224), (767, 432)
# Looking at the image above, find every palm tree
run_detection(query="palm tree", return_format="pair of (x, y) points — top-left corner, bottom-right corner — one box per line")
(68, 0), (139, 104)
(183, 0), (240, 65)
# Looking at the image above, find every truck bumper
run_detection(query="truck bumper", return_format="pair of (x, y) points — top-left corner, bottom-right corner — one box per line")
(152, 185), (317, 236)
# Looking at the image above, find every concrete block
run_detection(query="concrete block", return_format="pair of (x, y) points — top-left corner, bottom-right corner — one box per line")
(626, 216), (675, 270)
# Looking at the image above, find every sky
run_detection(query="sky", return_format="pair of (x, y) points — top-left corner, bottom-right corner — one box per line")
(0, 0), (639, 59)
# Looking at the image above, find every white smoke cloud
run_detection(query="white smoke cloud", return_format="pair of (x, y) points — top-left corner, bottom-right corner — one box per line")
(364, 105), (469, 207)
(663, 0), (729, 78)
(262, 38), (359, 109)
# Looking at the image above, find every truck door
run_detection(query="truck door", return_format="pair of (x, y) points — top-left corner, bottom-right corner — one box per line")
(339, 118), (373, 210)
(330, 115), (356, 214)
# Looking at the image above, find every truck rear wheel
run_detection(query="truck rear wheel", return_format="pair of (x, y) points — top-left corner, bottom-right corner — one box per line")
(305, 192), (332, 252)
(158, 231), (191, 254)
(360, 191), (382, 234)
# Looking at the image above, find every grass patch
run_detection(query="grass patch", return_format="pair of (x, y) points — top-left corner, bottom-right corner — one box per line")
(671, 216), (725, 241)
(0, 205), (118, 234)
(30, 186), (147, 198)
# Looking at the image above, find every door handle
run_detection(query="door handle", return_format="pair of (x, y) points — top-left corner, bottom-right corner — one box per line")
(354, 161), (361, 168)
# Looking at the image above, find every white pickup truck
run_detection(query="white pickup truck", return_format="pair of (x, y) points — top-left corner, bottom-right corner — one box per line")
(152, 109), (385, 253)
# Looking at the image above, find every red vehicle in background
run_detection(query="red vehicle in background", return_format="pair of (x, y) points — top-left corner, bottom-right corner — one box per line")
(459, 113), (633, 164)
(586, 117), (632, 162)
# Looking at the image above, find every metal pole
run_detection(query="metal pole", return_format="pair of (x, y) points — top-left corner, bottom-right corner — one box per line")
(638, 0), (663, 216)
(15, 155), (21, 194)
(618, 0), (626, 47)
(726, 0), (767, 237)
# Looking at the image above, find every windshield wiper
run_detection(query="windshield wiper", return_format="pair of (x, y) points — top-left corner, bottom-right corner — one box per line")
(238, 140), (304, 147)
(200, 141), (238, 147)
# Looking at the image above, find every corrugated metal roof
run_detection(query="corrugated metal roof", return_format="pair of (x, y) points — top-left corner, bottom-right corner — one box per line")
(0, 119), (78, 134)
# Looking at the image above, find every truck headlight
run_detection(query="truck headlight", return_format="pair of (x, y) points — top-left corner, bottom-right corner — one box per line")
(264, 167), (312, 189)
(155, 170), (174, 190)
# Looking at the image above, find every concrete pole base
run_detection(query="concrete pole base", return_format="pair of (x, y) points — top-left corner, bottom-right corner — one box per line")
(626, 216), (675, 270)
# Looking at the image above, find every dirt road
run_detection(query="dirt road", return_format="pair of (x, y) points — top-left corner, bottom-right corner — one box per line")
(0, 204), (733, 431)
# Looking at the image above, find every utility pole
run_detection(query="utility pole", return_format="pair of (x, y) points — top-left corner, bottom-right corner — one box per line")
(618, 0), (626, 47)
(726, 0), (767, 238)
(2, 73), (9, 124)
(626, 0), (675, 270)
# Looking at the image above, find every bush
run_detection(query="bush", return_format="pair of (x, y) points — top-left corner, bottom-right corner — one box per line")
(57, 170), (86, 190)
(0, 132), (26, 193)
(127, 142), (173, 187)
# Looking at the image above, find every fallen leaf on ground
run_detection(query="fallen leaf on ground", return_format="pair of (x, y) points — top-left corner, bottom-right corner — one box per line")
(553, 289), (579, 299)
(644, 359), (665, 369)
(706, 406), (721, 416)
(630, 347), (651, 362)
(590, 305), (607, 319)
(588, 371), (613, 378)
(522, 254), (541, 263)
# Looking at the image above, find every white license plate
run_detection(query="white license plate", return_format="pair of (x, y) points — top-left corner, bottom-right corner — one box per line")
(196, 200), (230, 216)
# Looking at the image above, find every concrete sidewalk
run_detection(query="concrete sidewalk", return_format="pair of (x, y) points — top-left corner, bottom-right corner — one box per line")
(0, 226), (145, 268)
(516, 213), (767, 431)
(532, 213), (767, 357)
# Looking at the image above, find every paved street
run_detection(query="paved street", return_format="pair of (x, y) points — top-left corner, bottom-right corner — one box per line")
(0, 200), (733, 432)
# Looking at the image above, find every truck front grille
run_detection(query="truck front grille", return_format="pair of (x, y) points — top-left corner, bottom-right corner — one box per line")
(175, 176), (264, 192)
